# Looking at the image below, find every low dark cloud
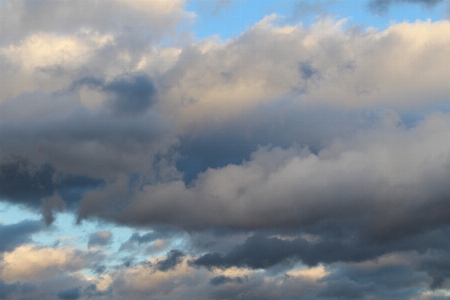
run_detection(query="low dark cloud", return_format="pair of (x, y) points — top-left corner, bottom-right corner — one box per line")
(0, 157), (103, 209)
(119, 227), (181, 251)
(91, 264), (107, 275)
(0, 280), (18, 299)
(88, 231), (113, 248)
(0, 158), (54, 206)
(0, 89), (174, 180)
(299, 61), (321, 80)
(156, 250), (185, 271)
(73, 73), (157, 116)
(317, 277), (376, 299)
(0, 220), (43, 252)
(103, 74), (157, 116)
(192, 227), (450, 270)
(419, 250), (450, 289)
(209, 275), (244, 286)
(57, 286), (81, 300)
(0, 280), (36, 299)
(368, 0), (444, 13)
(177, 106), (362, 183)
(328, 259), (428, 291)
(83, 284), (111, 298)
(0, 157), (103, 223)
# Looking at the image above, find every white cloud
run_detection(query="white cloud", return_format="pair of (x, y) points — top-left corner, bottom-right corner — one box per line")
(0, 245), (103, 282)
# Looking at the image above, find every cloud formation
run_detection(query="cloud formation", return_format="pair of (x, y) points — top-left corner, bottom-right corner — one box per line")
(1, 0), (450, 299)
(88, 231), (113, 249)
(368, 0), (444, 13)
(75, 112), (450, 237)
(0, 220), (43, 252)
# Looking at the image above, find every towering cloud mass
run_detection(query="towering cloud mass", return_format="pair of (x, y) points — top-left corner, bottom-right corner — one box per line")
(0, 0), (449, 299)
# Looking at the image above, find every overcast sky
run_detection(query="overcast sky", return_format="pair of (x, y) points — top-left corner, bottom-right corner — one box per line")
(1, 0), (450, 299)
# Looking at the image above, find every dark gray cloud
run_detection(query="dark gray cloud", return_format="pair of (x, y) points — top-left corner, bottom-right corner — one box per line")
(82, 284), (111, 298)
(368, 0), (444, 13)
(328, 258), (429, 291)
(0, 157), (103, 209)
(71, 76), (105, 90)
(299, 61), (321, 80)
(192, 226), (450, 270)
(41, 193), (65, 226)
(177, 106), (362, 183)
(88, 231), (113, 248)
(0, 279), (36, 299)
(0, 156), (103, 224)
(103, 74), (157, 116)
(72, 73), (157, 116)
(209, 275), (244, 286)
(0, 220), (43, 252)
(156, 250), (185, 271)
(317, 277), (376, 299)
(0, 158), (54, 206)
(57, 286), (81, 300)
(0, 280), (18, 299)
(0, 88), (175, 179)
(119, 227), (181, 251)
(419, 250), (450, 289)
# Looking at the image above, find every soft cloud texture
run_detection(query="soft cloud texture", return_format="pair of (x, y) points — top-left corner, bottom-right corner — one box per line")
(1, 0), (449, 299)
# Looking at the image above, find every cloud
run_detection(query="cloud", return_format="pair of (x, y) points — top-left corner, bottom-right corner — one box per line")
(0, 280), (19, 299)
(298, 61), (321, 80)
(0, 273), (111, 300)
(119, 227), (182, 251)
(88, 231), (113, 249)
(317, 277), (376, 299)
(156, 250), (185, 271)
(0, 245), (105, 281)
(41, 193), (65, 225)
(0, 2), (450, 298)
(103, 74), (157, 115)
(0, 157), (103, 223)
(0, 95), (176, 179)
(192, 234), (388, 269)
(0, 0), (190, 45)
(209, 275), (244, 286)
(74, 73), (158, 116)
(0, 279), (36, 299)
(212, 0), (233, 15)
(85, 112), (450, 239)
(0, 158), (54, 205)
(157, 19), (450, 135)
(290, 0), (336, 20)
(368, 0), (444, 13)
(57, 286), (81, 300)
(419, 250), (450, 289)
(0, 220), (43, 252)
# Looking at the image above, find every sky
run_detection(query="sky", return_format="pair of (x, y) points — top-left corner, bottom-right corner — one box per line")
(0, 0), (450, 299)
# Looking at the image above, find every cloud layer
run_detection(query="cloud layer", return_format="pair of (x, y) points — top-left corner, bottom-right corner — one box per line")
(1, 0), (450, 299)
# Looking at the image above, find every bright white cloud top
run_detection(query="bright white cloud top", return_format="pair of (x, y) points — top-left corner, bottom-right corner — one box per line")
(0, 0), (450, 299)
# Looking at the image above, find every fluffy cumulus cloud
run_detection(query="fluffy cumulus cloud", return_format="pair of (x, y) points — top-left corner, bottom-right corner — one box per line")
(1, 0), (450, 299)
